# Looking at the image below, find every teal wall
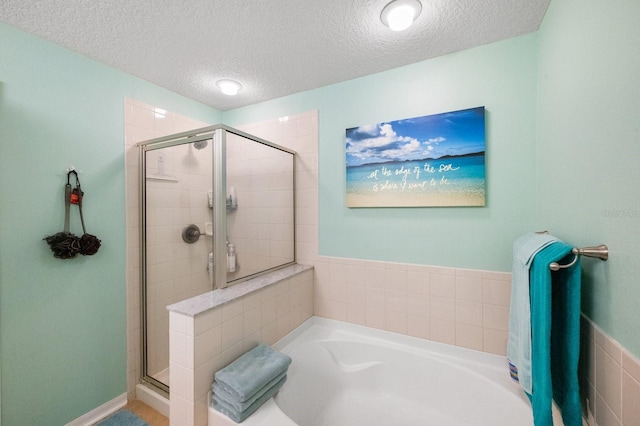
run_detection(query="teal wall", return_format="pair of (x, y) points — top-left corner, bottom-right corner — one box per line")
(536, 0), (640, 356)
(0, 23), (221, 425)
(225, 34), (540, 272)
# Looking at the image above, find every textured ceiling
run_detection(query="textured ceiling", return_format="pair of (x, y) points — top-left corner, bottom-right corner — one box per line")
(0, 0), (550, 111)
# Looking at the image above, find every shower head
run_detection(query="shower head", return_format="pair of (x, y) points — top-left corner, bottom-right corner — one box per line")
(193, 140), (208, 150)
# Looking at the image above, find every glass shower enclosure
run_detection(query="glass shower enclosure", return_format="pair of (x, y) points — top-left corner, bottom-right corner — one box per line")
(138, 125), (296, 393)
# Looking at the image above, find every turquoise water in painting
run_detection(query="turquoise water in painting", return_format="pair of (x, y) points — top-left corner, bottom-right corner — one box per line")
(346, 155), (485, 204)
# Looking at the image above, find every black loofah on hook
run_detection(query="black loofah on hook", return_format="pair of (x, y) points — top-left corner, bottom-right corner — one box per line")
(44, 170), (101, 259)
(79, 233), (101, 256)
(44, 231), (81, 259)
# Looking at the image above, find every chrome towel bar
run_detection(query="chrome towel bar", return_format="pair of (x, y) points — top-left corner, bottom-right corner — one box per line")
(549, 244), (608, 271)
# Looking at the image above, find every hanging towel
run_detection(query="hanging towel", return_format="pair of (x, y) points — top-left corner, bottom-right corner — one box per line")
(214, 344), (291, 402)
(212, 374), (287, 423)
(527, 242), (582, 426)
(507, 232), (559, 393)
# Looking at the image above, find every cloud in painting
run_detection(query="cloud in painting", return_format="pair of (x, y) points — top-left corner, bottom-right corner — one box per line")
(426, 137), (446, 144)
(346, 123), (443, 166)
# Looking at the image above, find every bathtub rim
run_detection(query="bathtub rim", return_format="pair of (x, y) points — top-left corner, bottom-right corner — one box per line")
(274, 316), (517, 375)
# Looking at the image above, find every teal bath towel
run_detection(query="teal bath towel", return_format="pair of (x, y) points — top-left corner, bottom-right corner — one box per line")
(214, 343), (291, 402)
(213, 371), (287, 412)
(528, 242), (582, 426)
(212, 374), (287, 423)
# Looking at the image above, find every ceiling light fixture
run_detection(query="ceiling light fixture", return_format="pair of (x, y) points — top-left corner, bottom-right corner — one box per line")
(216, 79), (242, 96)
(380, 0), (422, 31)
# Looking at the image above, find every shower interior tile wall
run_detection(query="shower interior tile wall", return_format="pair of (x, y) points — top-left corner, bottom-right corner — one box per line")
(235, 113), (319, 267)
(226, 133), (295, 279)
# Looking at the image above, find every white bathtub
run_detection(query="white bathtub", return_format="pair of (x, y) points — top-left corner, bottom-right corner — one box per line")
(209, 317), (560, 425)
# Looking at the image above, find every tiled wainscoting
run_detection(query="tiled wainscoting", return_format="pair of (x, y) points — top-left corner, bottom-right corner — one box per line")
(580, 317), (640, 426)
(312, 256), (511, 355)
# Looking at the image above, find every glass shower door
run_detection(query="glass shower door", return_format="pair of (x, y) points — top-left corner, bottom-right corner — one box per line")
(141, 136), (214, 390)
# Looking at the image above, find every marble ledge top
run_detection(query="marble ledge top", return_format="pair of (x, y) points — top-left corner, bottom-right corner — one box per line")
(166, 263), (312, 317)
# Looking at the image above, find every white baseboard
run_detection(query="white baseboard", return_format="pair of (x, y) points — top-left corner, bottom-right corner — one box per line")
(65, 393), (127, 426)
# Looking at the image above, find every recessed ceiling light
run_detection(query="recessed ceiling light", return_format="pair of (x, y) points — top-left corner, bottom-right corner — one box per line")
(216, 79), (243, 96)
(381, 0), (422, 31)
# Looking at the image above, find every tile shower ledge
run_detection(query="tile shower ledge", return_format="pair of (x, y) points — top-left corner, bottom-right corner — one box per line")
(166, 264), (312, 317)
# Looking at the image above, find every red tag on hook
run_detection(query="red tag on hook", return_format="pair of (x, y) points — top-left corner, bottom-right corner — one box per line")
(70, 188), (83, 205)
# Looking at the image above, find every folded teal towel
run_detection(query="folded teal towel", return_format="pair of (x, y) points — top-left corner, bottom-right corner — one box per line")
(213, 371), (287, 412)
(214, 344), (291, 402)
(528, 242), (582, 426)
(212, 374), (287, 423)
(508, 232), (559, 394)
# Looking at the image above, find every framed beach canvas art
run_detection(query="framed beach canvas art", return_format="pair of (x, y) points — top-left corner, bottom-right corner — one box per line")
(345, 106), (486, 207)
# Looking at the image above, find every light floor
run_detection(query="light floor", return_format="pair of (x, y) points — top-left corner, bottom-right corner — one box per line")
(110, 400), (169, 426)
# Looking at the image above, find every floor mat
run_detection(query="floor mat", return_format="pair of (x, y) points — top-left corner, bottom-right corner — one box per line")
(97, 409), (149, 426)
